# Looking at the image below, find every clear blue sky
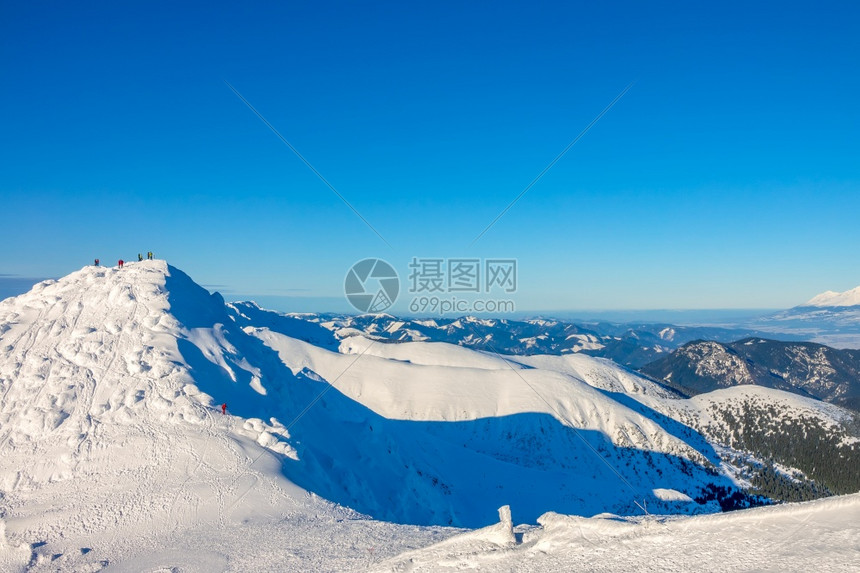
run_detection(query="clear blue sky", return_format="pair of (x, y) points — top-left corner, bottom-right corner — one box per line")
(2, 1), (859, 312)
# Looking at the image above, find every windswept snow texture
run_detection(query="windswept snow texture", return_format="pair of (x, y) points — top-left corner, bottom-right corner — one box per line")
(371, 494), (860, 573)
(0, 261), (857, 571)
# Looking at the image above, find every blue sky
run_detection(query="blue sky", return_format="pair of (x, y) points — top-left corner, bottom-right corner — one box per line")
(2, 1), (859, 313)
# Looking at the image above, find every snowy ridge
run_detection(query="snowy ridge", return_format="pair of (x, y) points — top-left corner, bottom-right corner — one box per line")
(1, 262), (858, 570)
(0, 262), (729, 530)
(0, 261), (364, 570)
(338, 335), (522, 371)
(307, 313), (770, 368)
(640, 337), (860, 410)
(513, 353), (677, 397)
(252, 327), (731, 525)
(259, 330), (693, 453)
(648, 384), (857, 433)
(804, 285), (860, 307)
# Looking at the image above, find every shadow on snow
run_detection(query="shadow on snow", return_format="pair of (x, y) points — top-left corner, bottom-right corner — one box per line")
(165, 266), (732, 528)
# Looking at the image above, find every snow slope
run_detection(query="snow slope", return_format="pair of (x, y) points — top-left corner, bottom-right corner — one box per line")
(253, 328), (733, 525)
(0, 263), (720, 528)
(372, 493), (860, 572)
(0, 261), (440, 570)
(636, 383), (858, 443)
(1, 261), (857, 571)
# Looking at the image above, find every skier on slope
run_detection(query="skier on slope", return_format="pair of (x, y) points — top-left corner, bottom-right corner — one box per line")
(221, 403), (227, 415)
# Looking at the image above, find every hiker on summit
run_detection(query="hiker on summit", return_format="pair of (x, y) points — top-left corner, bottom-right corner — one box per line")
(221, 403), (227, 415)
(118, 260), (124, 269)
(94, 258), (100, 266)
(147, 251), (153, 260)
(138, 253), (143, 262)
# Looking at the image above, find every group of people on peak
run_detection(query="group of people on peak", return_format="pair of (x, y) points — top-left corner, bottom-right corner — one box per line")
(93, 251), (153, 269)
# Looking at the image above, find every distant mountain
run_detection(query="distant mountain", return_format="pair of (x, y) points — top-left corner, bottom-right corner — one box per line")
(640, 338), (860, 411)
(266, 311), (787, 368)
(805, 285), (860, 307)
(747, 285), (860, 349)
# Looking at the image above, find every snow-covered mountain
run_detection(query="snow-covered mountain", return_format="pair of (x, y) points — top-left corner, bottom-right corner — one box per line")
(749, 285), (860, 349)
(1, 261), (858, 571)
(640, 338), (860, 411)
(264, 310), (781, 368)
(805, 285), (860, 307)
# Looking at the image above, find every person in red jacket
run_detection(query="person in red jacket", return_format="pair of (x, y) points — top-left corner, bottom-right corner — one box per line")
(221, 403), (227, 415)
(118, 259), (124, 268)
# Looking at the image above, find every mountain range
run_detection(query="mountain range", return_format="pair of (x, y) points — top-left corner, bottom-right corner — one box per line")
(805, 286), (860, 307)
(267, 310), (799, 368)
(0, 261), (857, 571)
(746, 284), (860, 349)
(640, 338), (860, 412)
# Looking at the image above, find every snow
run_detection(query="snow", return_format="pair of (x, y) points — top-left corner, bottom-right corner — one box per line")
(685, 384), (856, 425)
(652, 488), (693, 502)
(513, 353), (676, 397)
(1, 261), (857, 571)
(0, 261), (457, 570)
(338, 335), (521, 371)
(562, 332), (605, 351)
(805, 285), (860, 307)
(372, 494), (860, 572)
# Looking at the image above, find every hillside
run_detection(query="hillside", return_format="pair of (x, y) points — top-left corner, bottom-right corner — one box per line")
(657, 386), (860, 499)
(0, 263), (726, 541)
(0, 261), (428, 571)
(1, 261), (858, 571)
(640, 338), (860, 411)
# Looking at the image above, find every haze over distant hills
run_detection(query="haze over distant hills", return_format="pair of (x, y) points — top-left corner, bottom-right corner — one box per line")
(746, 284), (860, 349)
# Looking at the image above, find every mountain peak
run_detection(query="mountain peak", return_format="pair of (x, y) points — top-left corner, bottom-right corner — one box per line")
(804, 285), (860, 307)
